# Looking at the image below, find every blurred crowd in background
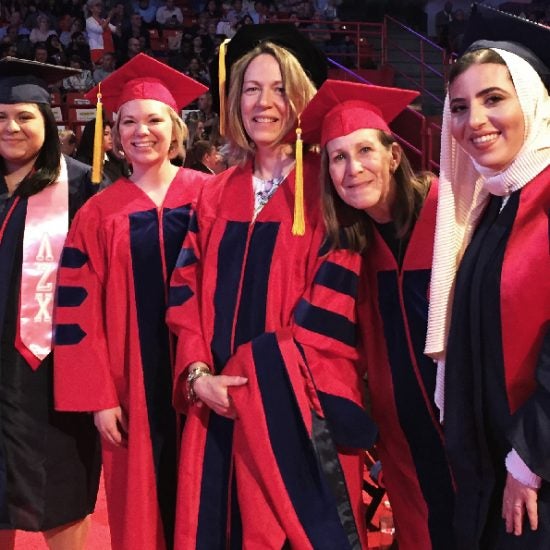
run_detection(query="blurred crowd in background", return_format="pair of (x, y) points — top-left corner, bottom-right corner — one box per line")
(1, 0), (548, 175)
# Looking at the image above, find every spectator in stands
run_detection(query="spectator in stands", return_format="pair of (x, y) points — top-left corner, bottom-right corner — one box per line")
(216, 6), (237, 38)
(227, 0), (248, 26)
(204, 0), (222, 22)
(202, 21), (219, 52)
(184, 139), (225, 173)
(156, 0), (184, 28)
(132, 0), (158, 26)
(1, 25), (29, 57)
(197, 91), (220, 143)
(249, 0), (268, 24)
(121, 12), (150, 50)
(33, 42), (49, 63)
(0, 42), (17, 59)
(108, 3), (126, 51)
(435, 0), (454, 50)
(120, 36), (142, 65)
(58, 14), (75, 47)
(185, 112), (207, 145)
(66, 31), (92, 65)
(185, 56), (210, 84)
(190, 11), (209, 38)
(0, 11), (30, 41)
(25, 3), (56, 30)
(68, 16), (86, 39)
(76, 115), (130, 186)
(62, 55), (95, 91)
(45, 34), (67, 65)
(236, 13), (254, 30)
(29, 13), (57, 44)
(167, 38), (192, 71)
(288, 11), (305, 28)
(191, 35), (211, 63)
(93, 51), (116, 82)
(86, 0), (117, 64)
(110, 1), (127, 29)
(59, 128), (78, 157)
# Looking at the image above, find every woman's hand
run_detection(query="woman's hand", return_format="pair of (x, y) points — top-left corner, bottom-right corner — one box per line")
(94, 406), (128, 447)
(193, 374), (248, 419)
(502, 472), (539, 536)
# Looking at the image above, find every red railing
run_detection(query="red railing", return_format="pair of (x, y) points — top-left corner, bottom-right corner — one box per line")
(384, 15), (449, 109)
(293, 16), (444, 172)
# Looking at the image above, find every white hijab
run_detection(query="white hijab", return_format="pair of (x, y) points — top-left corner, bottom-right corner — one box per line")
(424, 48), (550, 413)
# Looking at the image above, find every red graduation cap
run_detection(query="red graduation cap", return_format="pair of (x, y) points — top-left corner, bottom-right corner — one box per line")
(85, 53), (208, 112)
(300, 80), (420, 147)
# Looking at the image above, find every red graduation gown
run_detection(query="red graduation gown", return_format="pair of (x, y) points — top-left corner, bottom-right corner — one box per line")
(167, 154), (375, 549)
(54, 168), (210, 550)
(358, 181), (455, 550)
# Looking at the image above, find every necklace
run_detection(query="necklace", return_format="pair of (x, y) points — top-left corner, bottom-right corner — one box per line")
(253, 174), (285, 215)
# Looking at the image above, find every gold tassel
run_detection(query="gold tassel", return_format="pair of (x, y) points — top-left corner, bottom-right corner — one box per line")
(91, 82), (103, 185)
(218, 38), (231, 137)
(292, 123), (305, 236)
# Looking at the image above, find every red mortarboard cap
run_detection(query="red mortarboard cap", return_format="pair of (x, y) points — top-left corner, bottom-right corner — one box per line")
(300, 80), (420, 147)
(85, 53), (208, 112)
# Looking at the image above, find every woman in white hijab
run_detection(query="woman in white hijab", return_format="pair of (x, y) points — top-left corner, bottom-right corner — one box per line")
(426, 40), (550, 549)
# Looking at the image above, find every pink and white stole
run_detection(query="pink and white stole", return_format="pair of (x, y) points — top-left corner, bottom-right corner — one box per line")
(17, 157), (69, 369)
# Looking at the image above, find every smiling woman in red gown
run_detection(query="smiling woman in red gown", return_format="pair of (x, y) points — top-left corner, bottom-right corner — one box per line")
(54, 54), (209, 550)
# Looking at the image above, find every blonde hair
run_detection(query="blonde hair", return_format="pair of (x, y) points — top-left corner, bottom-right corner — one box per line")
(224, 41), (317, 163)
(321, 130), (432, 253)
(112, 102), (188, 164)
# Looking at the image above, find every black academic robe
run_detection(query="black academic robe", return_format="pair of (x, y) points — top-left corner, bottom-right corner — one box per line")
(0, 156), (100, 532)
(444, 166), (550, 549)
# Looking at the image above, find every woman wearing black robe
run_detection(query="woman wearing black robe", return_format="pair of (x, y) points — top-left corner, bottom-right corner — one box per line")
(426, 40), (550, 549)
(0, 58), (100, 550)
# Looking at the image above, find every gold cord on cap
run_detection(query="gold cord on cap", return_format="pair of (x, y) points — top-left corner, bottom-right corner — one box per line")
(218, 38), (231, 137)
(292, 121), (305, 236)
(91, 82), (103, 185)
